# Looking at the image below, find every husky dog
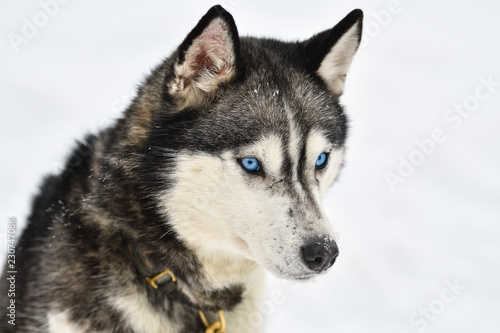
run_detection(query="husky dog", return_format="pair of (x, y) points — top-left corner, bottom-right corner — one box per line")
(1, 5), (362, 332)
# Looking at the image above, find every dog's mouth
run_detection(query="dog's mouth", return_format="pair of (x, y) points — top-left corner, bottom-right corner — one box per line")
(274, 269), (318, 281)
(288, 274), (317, 281)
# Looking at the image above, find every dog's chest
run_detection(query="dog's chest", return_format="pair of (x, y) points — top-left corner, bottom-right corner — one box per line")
(46, 270), (267, 333)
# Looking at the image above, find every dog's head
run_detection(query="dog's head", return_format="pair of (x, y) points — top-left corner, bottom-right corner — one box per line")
(133, 6), (362, 281)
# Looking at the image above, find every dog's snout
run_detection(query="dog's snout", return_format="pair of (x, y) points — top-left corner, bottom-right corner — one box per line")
(301, 237), (339, 272)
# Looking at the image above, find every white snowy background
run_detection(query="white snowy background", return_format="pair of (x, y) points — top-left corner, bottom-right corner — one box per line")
(1, 0), (500, 332)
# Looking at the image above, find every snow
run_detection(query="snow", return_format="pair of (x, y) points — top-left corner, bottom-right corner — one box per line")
(1, 0), (499, 332)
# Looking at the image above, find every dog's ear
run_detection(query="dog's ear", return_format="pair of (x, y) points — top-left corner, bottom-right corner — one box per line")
(302, 9), (363, 97)
(166, 5), (240, 109)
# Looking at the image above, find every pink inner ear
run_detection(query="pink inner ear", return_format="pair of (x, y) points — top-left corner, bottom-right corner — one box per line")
(191, 42), (216, 74)
(186, 21), (234, 80)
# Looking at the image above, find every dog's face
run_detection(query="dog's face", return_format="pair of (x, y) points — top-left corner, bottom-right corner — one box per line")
(144, 6), (363, 280)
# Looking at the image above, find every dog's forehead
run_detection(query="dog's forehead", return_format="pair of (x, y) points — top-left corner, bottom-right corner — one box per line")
(208, 71), (346, 146)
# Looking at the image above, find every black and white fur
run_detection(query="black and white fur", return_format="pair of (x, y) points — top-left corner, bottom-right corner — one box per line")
(0, 6), (363, 332)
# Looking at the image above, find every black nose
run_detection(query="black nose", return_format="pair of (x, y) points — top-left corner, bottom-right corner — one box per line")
(301, 238), (339, 272)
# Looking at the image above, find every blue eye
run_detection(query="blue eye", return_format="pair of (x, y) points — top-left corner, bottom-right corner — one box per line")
(315, 152), (328, 170)
(240, 157), (260, 172)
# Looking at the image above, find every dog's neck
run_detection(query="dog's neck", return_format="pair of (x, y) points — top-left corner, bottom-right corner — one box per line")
(193, 247), (259, 287)
(123, 235), (259, 312)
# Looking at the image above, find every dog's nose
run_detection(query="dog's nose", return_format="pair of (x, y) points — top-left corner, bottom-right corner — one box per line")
(301, 237), (339, 272)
